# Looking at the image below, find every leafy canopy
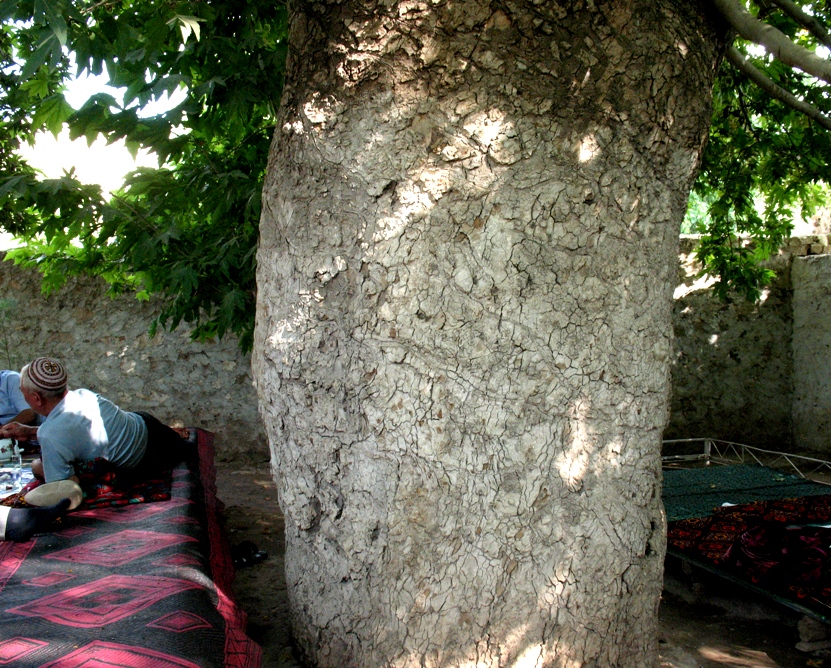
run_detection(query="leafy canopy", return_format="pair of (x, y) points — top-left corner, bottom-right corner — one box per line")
(688, 0), (831, 300)
(0, 0), (287, 351)
(0, 0), (830, 349)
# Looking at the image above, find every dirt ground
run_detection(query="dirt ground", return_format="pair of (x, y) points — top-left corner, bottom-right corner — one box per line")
(216, 462), (831, 668)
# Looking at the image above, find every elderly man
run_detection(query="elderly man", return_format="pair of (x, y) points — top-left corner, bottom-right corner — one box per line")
(0, 357), (189, 483)
(0, 369), (37, 426)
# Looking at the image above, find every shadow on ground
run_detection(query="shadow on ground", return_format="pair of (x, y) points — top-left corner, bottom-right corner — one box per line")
(215, 463), (301, 667)
(215, 463), (831, 668)
(660, 555), (831, 667)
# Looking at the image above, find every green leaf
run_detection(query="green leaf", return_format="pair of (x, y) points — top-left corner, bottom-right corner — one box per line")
(20, 78), (50, 101)
(167, 14), (205, 44)
(0, 0), (18, 21)
(19, 34), (56, 81)
(31, 93), (73, 135)
(34, 0), (67, 46)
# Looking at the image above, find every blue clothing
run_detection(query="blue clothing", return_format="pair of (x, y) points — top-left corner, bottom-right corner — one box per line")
(0, 371), (31, 425)
(37, 389), (148, 482)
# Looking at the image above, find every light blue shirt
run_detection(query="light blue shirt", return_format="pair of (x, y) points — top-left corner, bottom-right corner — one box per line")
(0, 370), (31, 425)
(37, 388), (148, 482)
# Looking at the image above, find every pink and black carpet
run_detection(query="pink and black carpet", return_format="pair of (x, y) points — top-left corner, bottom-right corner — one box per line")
(0, 429), (261, 667)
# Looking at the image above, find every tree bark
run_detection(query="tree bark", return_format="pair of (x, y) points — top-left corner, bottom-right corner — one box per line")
(254, 1), (724, 666)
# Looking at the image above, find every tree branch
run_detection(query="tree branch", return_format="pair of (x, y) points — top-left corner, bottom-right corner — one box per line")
(713, 0), (831, 85)
(767, 0), (831, 51)
(726, 46), (831, 131)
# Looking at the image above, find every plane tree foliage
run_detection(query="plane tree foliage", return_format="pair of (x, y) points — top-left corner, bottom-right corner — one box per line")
(0, 0), (830, 350)
(692, 0), (831, 300)
(0, 0), (286, 350)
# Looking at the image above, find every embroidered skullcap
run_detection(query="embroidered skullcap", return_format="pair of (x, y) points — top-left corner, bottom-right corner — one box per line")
(28, 357), (67, 392)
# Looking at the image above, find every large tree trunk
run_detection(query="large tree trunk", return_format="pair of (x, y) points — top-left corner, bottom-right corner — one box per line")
(254, 2), (724, 666)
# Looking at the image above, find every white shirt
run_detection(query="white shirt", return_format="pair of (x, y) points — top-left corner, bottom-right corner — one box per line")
(38, 388), (148, 482)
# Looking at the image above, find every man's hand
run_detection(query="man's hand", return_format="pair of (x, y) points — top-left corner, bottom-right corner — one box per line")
(8, 409), (37, 427)
(0, 422), (37, 441)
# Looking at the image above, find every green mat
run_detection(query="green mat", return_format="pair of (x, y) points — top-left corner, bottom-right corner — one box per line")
(663, 464), (831, 522)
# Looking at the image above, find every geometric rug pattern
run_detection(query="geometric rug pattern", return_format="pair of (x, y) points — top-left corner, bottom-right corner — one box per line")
(0, 429), (261, 667)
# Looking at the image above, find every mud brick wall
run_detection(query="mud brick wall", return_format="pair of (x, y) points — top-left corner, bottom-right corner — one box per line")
(792, 254), (831, 453)
(0, 256), (266, 463)
(665, 235), (831, 452)
(666, 240), (793, 449)
(2, 234), (830, 458)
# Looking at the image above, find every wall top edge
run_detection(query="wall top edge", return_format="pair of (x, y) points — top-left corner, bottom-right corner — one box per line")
(680, 235), (831, 258)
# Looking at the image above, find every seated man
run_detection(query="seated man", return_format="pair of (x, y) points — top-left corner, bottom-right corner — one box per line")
(0, 357), (189, 483)
(0, 369), (38, 426)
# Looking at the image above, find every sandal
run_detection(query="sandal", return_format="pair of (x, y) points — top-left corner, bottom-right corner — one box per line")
(231, 540), (268, 569)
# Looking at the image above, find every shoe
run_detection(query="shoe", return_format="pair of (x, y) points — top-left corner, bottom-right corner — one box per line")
(231, 540), (268, 569)
(25, 480), (84, 510)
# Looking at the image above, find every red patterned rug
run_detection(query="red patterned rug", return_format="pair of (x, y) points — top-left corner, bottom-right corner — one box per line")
(668, 494), (831, 619)
(0, 429), (261, 667)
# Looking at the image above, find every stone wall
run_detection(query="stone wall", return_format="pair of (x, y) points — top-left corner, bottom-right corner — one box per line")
(0, 256), (266, 463)
(792, 255), (831, 453)
(666, 244), (793, 449)
(665, 236), (831, 452)
(2, 235), (830, 459)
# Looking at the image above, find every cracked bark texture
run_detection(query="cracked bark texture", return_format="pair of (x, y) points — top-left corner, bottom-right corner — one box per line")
(254, 2), (724, 666)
